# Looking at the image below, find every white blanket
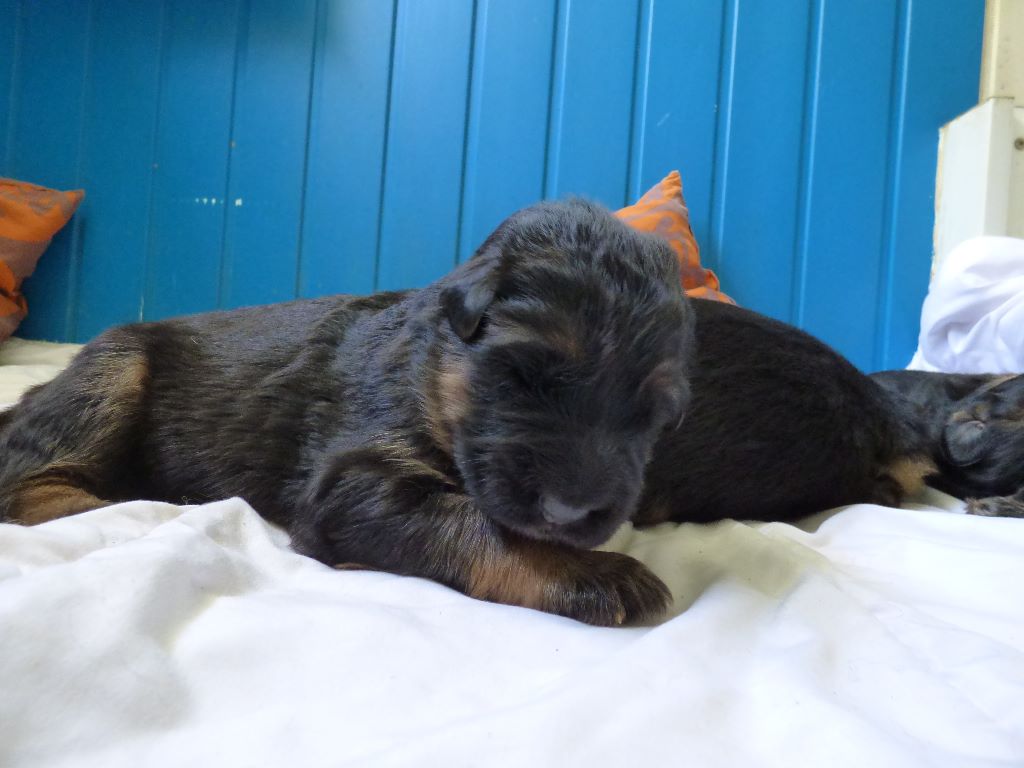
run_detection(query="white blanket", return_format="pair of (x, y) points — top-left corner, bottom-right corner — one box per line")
(909, 236), (1024, 373)
(1, 341), (1023, 767)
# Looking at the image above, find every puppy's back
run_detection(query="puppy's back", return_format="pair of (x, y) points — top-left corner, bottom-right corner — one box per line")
(640, 301), (930, 524)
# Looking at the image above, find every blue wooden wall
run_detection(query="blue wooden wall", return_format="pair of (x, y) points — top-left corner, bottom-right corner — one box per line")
(0, 0), (983, 370)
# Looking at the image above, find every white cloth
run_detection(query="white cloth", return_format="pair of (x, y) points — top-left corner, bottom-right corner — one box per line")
(0, 337), (80, 405)
(1, 496), (1022, 767)
(909, 236), (1024, 373)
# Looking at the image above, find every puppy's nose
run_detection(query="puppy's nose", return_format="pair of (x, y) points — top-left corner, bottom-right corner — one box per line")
(541, 495), (593, 525)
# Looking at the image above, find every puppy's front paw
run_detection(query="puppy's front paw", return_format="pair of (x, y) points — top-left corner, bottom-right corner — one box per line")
(542, 550), (671, 627)
(467, 538), (671, 626)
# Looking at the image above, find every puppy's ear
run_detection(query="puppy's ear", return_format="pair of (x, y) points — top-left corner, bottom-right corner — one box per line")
(440, 246), (501, 341)
(943, 419), (989, 466)
(642, 360), (691, 429)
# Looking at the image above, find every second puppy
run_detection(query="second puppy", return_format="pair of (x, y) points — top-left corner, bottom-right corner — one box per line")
(639, 301), (934, 527)
(872, 370), (1024, 516)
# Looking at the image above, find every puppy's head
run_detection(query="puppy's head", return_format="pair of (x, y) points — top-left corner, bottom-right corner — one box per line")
(942, 374), (1024, 495)
(437, 200), (693, 548)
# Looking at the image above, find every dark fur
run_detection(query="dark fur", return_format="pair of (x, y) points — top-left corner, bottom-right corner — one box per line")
(872, 370), (1024, 516)
(637, 301), (932, 526)
(0, 199), (934, 625)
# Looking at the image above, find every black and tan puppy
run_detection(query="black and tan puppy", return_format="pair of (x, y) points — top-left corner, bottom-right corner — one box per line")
(872, 370), (1024, 516)
(0, 201), (692, 625)
(0, 199), (932, 625)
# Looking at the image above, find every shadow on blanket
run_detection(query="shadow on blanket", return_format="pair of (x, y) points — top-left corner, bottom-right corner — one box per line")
(605, 519), (831, 620)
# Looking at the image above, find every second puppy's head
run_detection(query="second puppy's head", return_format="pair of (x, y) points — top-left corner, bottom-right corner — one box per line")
(435, 200), (693, 548)
(942, 373), (1024, 495)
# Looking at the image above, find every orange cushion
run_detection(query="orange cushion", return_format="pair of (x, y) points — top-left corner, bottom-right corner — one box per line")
(0, 178), (84, 340)
(616, 170), (734, 304)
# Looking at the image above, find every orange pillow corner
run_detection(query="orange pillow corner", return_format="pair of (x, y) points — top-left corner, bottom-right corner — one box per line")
(0, 177), (85, 341)
(615, 170), (734, 305)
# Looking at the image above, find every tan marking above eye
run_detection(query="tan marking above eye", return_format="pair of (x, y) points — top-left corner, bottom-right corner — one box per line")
(951, 404), (991, 423)
(490, 322), (586, 364)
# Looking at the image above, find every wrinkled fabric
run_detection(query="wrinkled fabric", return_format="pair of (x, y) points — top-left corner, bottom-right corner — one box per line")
(1, 494), (1022, 768)
(910, 236), (1024, 373)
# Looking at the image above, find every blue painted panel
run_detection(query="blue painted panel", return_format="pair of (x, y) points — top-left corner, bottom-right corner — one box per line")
(628, 0), (724, 261)
(0, 0), (987, 370)
(545, 0), (639, 205)
(710, 0), (811, 320)
(144, 0), (240, 322)
(221, 0), (317, 309)
(9, 0), (90, 342)
(798, 1), (901, 370)
(74, 0), (164, 341)
(876, 0), (984, 369)
(458, 0), (556, 263)
(299, 0), (395, 298)
(376, 0), (474, 291)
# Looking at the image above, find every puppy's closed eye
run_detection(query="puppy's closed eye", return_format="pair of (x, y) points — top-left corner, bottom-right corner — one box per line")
(486, 342), (572, 391)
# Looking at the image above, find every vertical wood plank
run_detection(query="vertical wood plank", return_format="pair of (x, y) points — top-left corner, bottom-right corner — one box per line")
(299, 0), (396, 298)
(144, 0), (241, 321)
(796, 0), (900, 369)
(709, 0), (812, 319)
(376, 0), (475, 291)
(10, 0), (91, 341)
(630, 0), (725, 265)
(220, 0), (318, 309)
(457, 0), (556, 263)
(874, 0), (984, 370)
(0, 0), (21, 168)
(74, 0), (164, 341)
(544, 0), (639, 205)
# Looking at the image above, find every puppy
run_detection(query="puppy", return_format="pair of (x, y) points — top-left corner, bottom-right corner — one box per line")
(872, 370), (1024, 516)
(0, 201), (692, 626)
